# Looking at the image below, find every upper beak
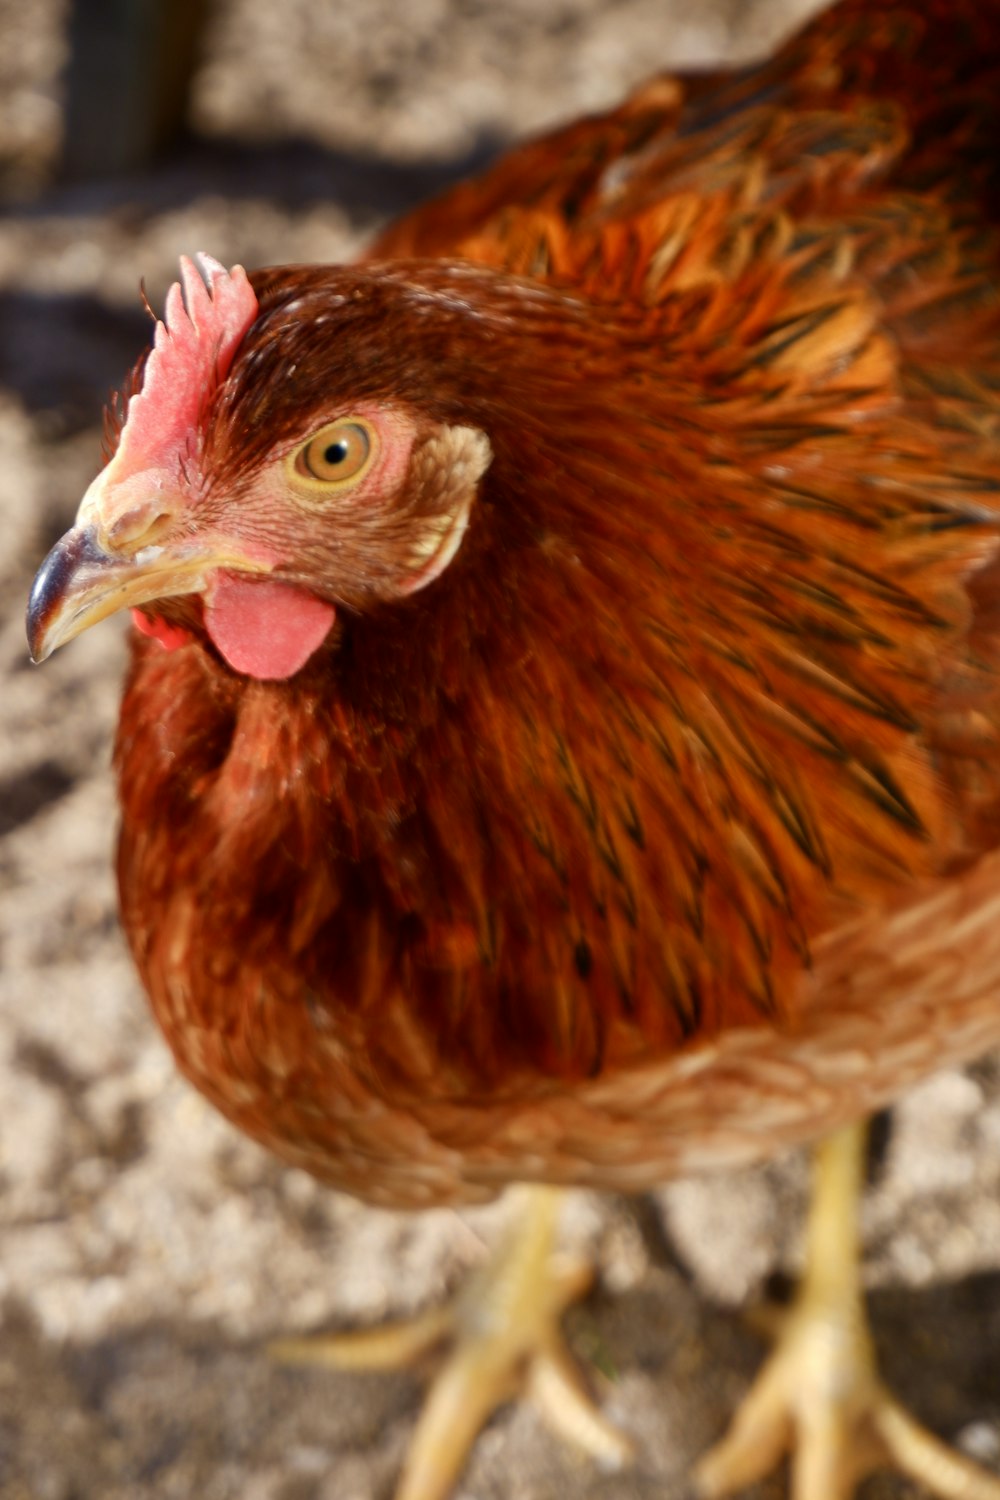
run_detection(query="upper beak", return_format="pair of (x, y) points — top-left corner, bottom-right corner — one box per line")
(26, 520), (214, 663)
(26, 468), (270, 664)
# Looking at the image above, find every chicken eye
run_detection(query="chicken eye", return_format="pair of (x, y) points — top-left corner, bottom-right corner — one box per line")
(293, 420), (374, 487)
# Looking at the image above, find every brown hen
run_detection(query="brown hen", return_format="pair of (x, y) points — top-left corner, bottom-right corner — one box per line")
(27, 1), (1000, 1496)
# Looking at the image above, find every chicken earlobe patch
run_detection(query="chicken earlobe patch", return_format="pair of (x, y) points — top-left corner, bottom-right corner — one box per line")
(395, 425), (493, 596)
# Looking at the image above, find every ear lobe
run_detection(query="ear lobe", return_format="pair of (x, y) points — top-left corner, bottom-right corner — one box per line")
(396, 425), (493, 597)
(446, 426), (493, 484)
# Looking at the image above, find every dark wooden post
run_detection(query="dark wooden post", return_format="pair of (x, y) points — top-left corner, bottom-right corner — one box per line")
(60, 0), (211, 179)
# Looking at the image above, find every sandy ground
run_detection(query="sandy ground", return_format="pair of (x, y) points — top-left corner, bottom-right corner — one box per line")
(3, 1), (1000, 1497)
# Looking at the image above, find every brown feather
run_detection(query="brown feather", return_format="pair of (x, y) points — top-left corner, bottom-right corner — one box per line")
(108, 0), (1000, 1205)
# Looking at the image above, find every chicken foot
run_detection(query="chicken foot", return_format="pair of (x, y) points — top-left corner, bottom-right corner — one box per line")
(271, 1183), (631, 1500)
(696, 1121), (1000, 1500)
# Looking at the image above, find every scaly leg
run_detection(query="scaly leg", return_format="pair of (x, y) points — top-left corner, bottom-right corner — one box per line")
(696, 1121), (1000, 1500)
(271, 1184), (631, 1500)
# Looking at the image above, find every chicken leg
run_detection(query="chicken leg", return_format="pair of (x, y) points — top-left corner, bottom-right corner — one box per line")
(696, 1121), (1000, 1500)
(271, 1184), (632, 1500)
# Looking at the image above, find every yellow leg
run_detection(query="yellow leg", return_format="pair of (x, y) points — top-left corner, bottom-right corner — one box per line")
(696, 1121), (1000, 1500)
(272, 1185), (631, 1500)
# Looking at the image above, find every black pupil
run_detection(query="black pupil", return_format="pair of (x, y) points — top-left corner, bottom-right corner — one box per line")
(323, 439), (350, 466)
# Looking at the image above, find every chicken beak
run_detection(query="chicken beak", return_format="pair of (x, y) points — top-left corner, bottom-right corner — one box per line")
(27, 465), (273, 663)
(26, 521), (212, 663)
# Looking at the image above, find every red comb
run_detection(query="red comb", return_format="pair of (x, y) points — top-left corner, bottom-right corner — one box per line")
(114, 253), (259, 480)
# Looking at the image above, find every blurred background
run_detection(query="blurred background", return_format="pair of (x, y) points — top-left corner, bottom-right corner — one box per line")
(3, 2), (1000, 1497)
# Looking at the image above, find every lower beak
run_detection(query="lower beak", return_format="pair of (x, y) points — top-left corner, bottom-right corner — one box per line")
(27, 523), (216, 663)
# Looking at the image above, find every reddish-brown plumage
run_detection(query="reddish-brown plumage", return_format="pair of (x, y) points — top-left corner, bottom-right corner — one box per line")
(44, 0), (1000, 1207)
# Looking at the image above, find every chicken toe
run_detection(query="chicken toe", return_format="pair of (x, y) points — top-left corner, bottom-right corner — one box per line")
(696, 1123), (1000, 1500)
(272, 1184), (632, 1500)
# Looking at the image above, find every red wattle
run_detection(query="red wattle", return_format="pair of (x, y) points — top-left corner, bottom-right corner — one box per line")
(204, 572), (336, 680)
(131, 609), (193, 652)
